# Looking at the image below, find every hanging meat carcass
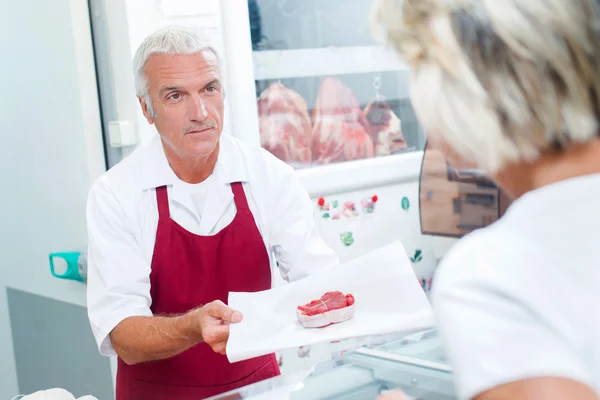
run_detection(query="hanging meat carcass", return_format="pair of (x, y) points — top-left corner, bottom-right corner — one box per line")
(312, 77), (374, 164)
(257, 82), (312, 166)
(364, 99), (408, 156)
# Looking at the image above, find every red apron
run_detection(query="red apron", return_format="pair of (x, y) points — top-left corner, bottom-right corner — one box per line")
(116, 182), (280, 400)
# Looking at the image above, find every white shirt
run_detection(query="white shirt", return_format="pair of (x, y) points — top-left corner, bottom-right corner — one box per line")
(86, 134), (339, 356)
(432, 173), (600, 400)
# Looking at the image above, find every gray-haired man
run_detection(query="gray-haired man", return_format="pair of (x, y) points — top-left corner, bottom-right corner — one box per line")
(86, 26), (338, 399)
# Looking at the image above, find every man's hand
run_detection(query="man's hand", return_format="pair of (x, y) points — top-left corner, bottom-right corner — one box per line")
(110, 300), (243, 364)
(196, 300), (243, 355)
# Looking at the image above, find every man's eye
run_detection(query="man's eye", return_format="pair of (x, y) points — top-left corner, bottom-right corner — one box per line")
(207, 86), (217, 92)
(170, 93), (180, 100)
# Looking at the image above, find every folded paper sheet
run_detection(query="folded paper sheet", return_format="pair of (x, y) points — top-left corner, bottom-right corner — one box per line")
(227, 241), (434, 363)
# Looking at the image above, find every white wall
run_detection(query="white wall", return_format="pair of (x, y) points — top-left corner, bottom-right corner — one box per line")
(0, 0), (105, 397)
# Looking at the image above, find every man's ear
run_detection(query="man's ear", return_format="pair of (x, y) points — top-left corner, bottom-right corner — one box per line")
(138, 97), (155, 125)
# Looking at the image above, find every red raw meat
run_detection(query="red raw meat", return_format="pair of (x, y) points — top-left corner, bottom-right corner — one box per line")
(364, 99), (408, 156)
(257, 82), (312, 166)
(312, 78), (374, 164)
(298, 291), (355, 316)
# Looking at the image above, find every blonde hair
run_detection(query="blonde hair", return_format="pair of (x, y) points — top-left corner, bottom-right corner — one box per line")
(372, 0), (600, 172)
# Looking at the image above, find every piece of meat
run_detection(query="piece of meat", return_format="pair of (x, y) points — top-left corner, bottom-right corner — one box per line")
(312, 78), (374, 164)
(298, 291), (355, 316)
(311, 78), (370, 131)
(257, 82), (312, 166)
(312, 119), (374, 164)
(364, 99), (408, 156)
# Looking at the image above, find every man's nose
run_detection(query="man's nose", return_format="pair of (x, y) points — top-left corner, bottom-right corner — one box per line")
(188, 95), (208, 121)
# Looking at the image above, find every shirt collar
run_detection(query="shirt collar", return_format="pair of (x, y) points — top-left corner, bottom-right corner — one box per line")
(140, 134), (250, 191)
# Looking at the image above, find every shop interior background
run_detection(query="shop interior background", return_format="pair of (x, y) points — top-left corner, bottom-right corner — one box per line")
(0, 0), (458, 398)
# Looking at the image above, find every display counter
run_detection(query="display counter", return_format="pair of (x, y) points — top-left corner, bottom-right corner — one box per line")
(208, 329), (456, 400)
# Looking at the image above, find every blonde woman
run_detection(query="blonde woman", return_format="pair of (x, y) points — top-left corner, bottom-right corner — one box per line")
(373, 1), (600, 399)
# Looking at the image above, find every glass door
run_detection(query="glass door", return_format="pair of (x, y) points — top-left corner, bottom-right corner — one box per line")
(220, 0), (426, 194)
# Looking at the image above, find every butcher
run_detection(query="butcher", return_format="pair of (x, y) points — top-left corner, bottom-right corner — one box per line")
(85, 26), (338, 400)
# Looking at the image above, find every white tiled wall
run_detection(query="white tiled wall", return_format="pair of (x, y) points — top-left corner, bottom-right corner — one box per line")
(311, 181), (436, 275)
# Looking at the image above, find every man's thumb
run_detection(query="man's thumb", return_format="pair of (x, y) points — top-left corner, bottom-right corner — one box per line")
(228, 310), (243, 323)
(211, 302), (243, 323)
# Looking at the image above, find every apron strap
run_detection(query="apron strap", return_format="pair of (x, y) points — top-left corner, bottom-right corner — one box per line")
(230, 182), (250, 211)
(155, 186), (170, 219)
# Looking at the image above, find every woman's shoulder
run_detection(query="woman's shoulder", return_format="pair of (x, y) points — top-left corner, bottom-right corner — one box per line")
(434, 225), (517, 290)
(430, 223), (594, 400)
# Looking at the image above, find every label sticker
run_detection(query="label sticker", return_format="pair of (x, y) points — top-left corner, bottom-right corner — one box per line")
(361, 195), (379, 214)
(340, 232), (355, 246)
(401, 197), (410, 211)
(410, 249), (423, 263)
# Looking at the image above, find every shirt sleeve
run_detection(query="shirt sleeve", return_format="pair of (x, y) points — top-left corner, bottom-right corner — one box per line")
(432, 237), (590, 400)
(268, 171), (339, 282)
(86, 178), (153, 356)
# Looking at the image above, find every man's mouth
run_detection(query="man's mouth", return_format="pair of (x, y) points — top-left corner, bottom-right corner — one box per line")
(186, 127), (214, 134)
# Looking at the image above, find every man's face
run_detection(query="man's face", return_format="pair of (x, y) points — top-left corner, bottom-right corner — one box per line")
(140, 50), (224, 158)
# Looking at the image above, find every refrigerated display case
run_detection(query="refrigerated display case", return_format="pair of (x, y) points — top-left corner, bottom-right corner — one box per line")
(207, 329), (456, 399)
(219, 0), (426, 195)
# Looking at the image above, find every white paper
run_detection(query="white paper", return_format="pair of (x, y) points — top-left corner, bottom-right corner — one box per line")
(227, 241), (434, 363)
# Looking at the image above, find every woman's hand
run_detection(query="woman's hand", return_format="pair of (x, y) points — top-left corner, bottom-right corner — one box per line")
(377, 389), (409, 400)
